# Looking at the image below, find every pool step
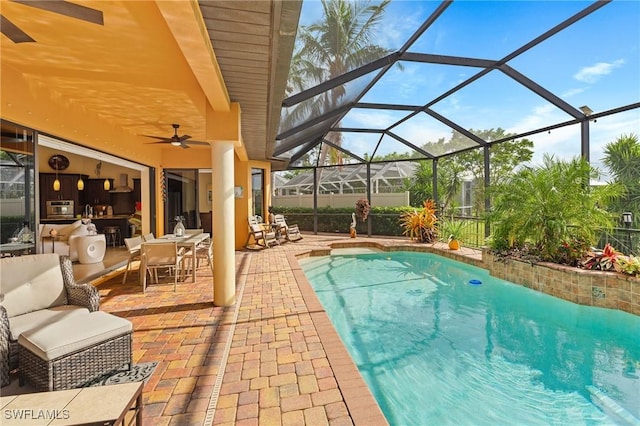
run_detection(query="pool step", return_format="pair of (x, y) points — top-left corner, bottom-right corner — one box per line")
(586, 385), (640, 426)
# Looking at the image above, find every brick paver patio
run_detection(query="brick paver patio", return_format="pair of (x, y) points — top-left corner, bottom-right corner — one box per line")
(91, 234), (481, 425)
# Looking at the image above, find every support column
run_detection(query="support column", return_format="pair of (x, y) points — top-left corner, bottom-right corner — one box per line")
(212, 141), (236, 306)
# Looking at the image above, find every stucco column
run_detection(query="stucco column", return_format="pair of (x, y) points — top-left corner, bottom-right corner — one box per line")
(212, 141), (236, 306)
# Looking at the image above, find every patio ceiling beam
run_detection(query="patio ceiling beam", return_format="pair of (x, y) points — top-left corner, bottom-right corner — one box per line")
(355, 102), (422, 111)
(498, 65), (582, 119)
(385, 131), (435, 159)
(276, 102), (353, 140)
(274, 134), (319, 158)
(398, 1), (452, 52)
(500, 0), (610, 64)
(400, 52), (497, 69)
(322, 139), (367, 163)
(423, 108), (488, 147)
(281, 53), (399, 108)
(487, 102), (640, 147)
(287, 139), (322, 165)
(287, 4), (456, 160)
(274, 126), (327, 157)
(422, 1), (610, 112)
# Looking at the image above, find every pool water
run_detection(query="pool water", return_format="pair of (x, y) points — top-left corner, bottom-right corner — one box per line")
(300, 252), (640, 425)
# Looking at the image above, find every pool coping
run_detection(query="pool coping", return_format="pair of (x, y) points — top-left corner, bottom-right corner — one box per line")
(287, 251), (389, 426)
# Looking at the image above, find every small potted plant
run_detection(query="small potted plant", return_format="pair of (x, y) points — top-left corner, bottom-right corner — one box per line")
(355, 198), (370, 222)
(352, 198), (370, 238)
(439, 217), (467, 250)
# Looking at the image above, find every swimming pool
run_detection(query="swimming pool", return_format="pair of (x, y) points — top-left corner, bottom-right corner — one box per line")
(300, 251), (640, 425)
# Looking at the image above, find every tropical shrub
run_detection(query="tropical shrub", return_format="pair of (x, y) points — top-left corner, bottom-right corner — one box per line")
(555, 237), (592, 267)
(488, 155), (622, 263)
(399, 199), (438, 243)
(603, 133), (640, 227)
(614, 255), (640, 276)
(581, 243), (620, 271)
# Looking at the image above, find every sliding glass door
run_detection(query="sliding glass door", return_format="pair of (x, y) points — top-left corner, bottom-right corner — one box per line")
(0, 120), (35, 250)
(164, 169), (199, 233)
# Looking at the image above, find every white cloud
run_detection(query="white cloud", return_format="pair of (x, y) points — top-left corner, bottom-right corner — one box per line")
(561, 87), (585, 98)
(574, 59), (625, 84)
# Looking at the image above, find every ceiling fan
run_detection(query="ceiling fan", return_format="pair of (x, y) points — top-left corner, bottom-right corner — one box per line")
(144, 124), (208, 149)
(0, 0), (104, 44)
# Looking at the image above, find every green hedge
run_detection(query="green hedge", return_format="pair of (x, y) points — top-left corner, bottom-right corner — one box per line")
(275, 206), (413, 236)
(0, 216), (27, 243)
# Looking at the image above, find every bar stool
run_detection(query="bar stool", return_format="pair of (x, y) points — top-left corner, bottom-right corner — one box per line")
(103, 226), (121, 247)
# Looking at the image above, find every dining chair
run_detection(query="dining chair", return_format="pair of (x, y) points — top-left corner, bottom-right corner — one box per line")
(122, 235), (143, 284)
(194, 238), (213, 268)
(141, 241), (184, 293)
(185, 228), (203, 236)
(142, 233), (155, 242)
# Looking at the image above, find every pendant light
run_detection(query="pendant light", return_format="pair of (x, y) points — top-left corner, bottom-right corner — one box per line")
(77, 158), (84, 190)
(103, 178), (111, 191)
(53, 168), (60, 191)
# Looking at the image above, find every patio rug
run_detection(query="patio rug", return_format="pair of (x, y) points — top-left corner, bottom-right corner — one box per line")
(82, 361), (158, 387)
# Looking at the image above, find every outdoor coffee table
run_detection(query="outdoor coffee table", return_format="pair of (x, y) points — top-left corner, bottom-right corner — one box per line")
(0, 381), (143, 425)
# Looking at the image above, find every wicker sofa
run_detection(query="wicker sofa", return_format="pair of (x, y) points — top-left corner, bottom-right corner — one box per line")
(0, 253), (100, 387)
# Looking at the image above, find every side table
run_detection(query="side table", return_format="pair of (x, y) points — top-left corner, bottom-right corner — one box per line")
(75, 234), (107, 264)
(0, 381), (143, 425)
(41, 235), (59, 254)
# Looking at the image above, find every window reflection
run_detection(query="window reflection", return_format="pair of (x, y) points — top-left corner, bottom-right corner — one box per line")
(0, 120), (35, 251)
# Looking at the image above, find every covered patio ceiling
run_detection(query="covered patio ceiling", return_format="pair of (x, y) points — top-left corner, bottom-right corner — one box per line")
(275, 0), (640, 169)
(0, 0), (301, 166)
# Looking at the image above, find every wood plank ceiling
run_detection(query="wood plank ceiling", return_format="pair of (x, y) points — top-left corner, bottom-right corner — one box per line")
(198, 1), (301, 167)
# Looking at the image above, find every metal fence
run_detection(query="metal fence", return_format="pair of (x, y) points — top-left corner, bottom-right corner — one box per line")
(287, 211), (638, 255)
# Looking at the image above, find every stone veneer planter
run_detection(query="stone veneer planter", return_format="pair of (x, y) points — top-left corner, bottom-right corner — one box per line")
(482, 249), (640, 316)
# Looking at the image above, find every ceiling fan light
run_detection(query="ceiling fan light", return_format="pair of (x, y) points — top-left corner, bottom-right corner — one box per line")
(53, 178), (61, 191)
(171, 141), (181, 147)
(103, 178), (111, 191)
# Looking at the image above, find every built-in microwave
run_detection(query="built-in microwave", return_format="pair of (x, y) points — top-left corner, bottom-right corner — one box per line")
(46, 200), (74, 219)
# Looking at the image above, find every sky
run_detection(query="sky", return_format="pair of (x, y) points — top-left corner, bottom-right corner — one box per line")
(293, 0), (640, 178)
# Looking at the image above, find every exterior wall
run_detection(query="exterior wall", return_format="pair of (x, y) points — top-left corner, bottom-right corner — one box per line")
(273, 191), (410, 209)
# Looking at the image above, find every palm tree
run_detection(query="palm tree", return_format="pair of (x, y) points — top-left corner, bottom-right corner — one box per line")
(489, 155), (622, 262)
(603, 133), (640, 227)
(289, 0), (393, 171)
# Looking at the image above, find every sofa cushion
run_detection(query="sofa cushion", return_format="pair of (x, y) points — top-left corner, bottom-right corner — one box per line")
(41, 220), (82, 242)
(8, 305), (90, 341)
(0, 254), (67, 318)
(18, 311), (132, 361)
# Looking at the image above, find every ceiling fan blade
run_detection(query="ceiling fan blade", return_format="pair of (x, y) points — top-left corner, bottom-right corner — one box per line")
(186, 141), (210, 146)
(0, 15), (35, 43)
(13, 0), (104, 25)
(142, 135), (171, 141)
(144, 141), (172, 145)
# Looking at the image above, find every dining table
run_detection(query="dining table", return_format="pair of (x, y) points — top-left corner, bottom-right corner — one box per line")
(139, 232), (210, 286)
